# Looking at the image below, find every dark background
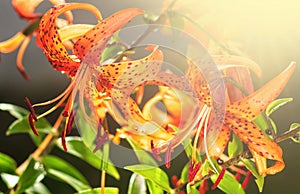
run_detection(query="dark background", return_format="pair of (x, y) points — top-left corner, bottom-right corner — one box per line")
(0, 0), (300, 193)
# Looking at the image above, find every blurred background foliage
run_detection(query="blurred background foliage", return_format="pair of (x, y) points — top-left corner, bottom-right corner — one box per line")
(0, 0), (299, 193)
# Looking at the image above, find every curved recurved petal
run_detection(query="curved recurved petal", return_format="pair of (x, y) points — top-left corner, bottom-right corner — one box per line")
(97, 46), (163, 93)
(39, 3), (102, 77)
(213, 55), (262, 77)
(58, 24), (94, 42)
(227, 62), (296, 120)
(12, 0), (73, 22)
(12, 0), (43, 19)
(185, 61), (212, 107)
(224, 66), (254, 103)
(228, 117), (284, 175)
(0, 32), (25, 53)
(73, 8), (144, 61)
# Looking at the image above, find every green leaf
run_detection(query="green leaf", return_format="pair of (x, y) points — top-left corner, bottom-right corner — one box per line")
(211, 172), (245, 194)
(182, 138), (201, 162)
(228, 133), (243, 158)
(47, 169), (90, 192)
(0, 153), (17, 174)
(124, 164), (171, 193)
(42, 155), (90, 191)
(146, 180), (164, 194)
(25, 182), (51, 194)
(1, 173), (19, 188)
(7, 116), (54, 135)
(269, 117), (277, 134)
(16, 158), (45, 194)
(253, 114), (269, 131)
(0, 103), (28, 119)
(289, 123), (300, 143)
(242, 159), (264, 192)
(127, 138), (157, 166)
(128, 173), (147, 194)
(76, 187), (119, 194)
(266, 98), (293, 116)
(187, 184), (199, 194)
(7, 116), (54, 146)
(253, 114), (274, 139)
(180, 162), (190, 183)
(56, 137), (119, 179)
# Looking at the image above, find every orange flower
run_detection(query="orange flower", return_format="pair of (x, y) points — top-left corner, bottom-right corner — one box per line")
(0, 0), (73, 79)
(131, 57), (295, 176)
(224, 63), (295, 175)
(12, 0), (72, 21)
(27, 3), (144, 151)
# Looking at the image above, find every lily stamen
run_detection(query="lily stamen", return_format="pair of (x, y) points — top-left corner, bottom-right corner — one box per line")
(24, 97), (37, 121)
(28, 113), (39, 136)
(211, 168), (226, 190)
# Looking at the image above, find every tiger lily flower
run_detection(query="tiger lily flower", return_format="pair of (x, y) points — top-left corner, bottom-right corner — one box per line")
(137, 58), (295, 176)
(27, 3), (144, 151)
(224, 62), (296, 175)
(0, 0), (73, 79)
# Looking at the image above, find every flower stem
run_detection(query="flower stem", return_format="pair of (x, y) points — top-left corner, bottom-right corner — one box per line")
(15, 114), (63, 175)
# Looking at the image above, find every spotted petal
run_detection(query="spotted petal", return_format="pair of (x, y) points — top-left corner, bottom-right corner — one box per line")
(226, 62), (296, 175)
(38, 3), (102, 77)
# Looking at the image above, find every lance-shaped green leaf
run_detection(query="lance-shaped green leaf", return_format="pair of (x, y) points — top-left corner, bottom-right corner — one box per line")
(146, 180), (164, 194)
(7, 116), (54, 146)
(1, 173), (19, 189)
(242, 159), (264, 192)
(211, 172), (245, 194)
(180, 162), (190, 183)
(7, 116), (54, 135)
(124, 164), (171, 193)
(76, 187), (119, 194)
(25, 182), (51, 194)
(15, 158), (45, 194)
(56, 137), (119, 179)
(0, 153), (17, 174)
(228, 133), (243, 158)
(127, 138), (157, 166)
(266, 98), (293, 116)
(0, 103), (28, 119)
(42, 155), (90, 191)
(128, 173), (147, 194)
(187, 184), (199, 194)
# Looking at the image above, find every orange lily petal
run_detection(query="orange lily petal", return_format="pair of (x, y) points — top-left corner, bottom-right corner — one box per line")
(224, 66), (254, 103)
(226, 62), (296, 175)
(73, 8), (144, 61)
(213, 55), (262, 77)
(12, 0), (43, 20)
(205, 122), (230, 157)
(228, 62), (296, 119)
(0, 32), (26, 53)
(250, 149), (267, 176)
(12, 0), (73, 22)
(39, 3), (102, 77)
